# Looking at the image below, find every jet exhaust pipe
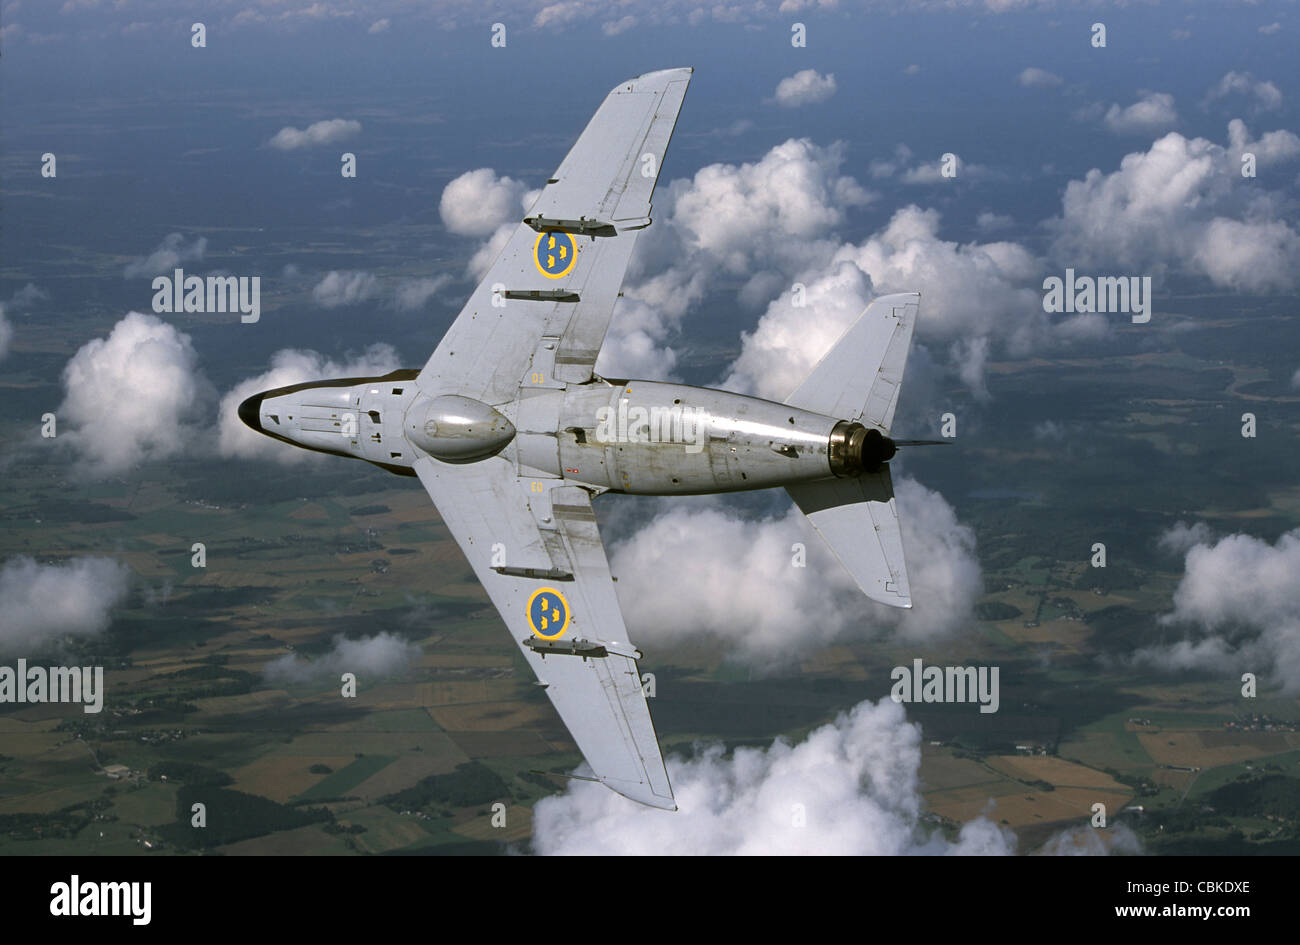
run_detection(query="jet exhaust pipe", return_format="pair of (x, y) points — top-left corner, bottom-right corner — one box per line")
(828, 420), (896, 477)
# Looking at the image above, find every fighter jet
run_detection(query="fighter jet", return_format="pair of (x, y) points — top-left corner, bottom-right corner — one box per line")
(238, 67), (930, 811)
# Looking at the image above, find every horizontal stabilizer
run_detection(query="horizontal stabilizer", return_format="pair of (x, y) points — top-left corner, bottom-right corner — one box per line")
(786, 466), (912, 608)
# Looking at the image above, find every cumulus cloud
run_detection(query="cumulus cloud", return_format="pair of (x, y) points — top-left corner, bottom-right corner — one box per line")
(723, 206), (1041, 401)
(394, 274), (452, 312)
(1036, 823), (1142, 856)
(0, 556), (131, 656)
(609, 477), (980, 667)
(602, 15), (636, 35)
(439, 168), (529, 238)
(1049, 121), (1300, 292)
(1017, 67), (1062, 88)
(268, 118), (361, 151)
(770, 69), (837, 107)
(7, 283), (49, 310)
(263, 632), (419, 684)
(532, 696), (1014, 854)
(312, 269), (379, 307)
(58, 312), (208, 475)
(1205, 71), (1282, 112)
(1102, 91), (1179, 135)
(1158, 520), (1215, 556)
(217, 343), (400, 461)
(1135, 528), (1300, 691)
(123, 233), (207, 278)
(596, 138), (873, 374)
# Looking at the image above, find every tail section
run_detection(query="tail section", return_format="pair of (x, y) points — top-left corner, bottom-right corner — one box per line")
(784, 292), (921, 609)
(784, 292), (919, 435)
(787, 467), (911, 608)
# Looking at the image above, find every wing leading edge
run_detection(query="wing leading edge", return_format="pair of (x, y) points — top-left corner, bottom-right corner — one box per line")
(417, 67), (693, 405)
(413, 455), (675, 810)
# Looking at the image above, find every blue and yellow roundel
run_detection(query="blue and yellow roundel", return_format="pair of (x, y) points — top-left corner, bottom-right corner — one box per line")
(533, 231), (577, 279)
(527, 587), (571, 640)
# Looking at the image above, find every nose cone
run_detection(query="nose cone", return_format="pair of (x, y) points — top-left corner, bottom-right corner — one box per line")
(237, 393), (264, 434)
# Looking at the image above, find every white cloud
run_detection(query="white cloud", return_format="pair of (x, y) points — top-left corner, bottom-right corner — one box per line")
(0, 556), (131, 656)
(976, 211), (1013, 233)
(1049, 122), (1300, 292)
(58, 312), (208, 475)
(1017, 67), (1062, 88)
(770, 69), (837, 107)
(1206, 71), (1282, 112)
(264, 632), (419, 683)
(1036, 824), (1142, 855)
(394, 274), (452, 312)
(1102, 91), (1178, 135)
(1032, 420), (1066, 441)
(217, 343), (401, 461)
(268, 118), (361, 151)
(123, 233), (207, 278)
(367, 17), (390, 33)
(1259, 22), (1281, 35)
(723, 205), (1042, 402)
(608, 477), (980, 667)
(532, 696), (1014, 854)
(534, 1), (585, 28)
(467, 224), (515, 279)
(1136, 528), (1300, 692)
(602, 15), (636, 35)
(7, 283), (48, 309)
(439, 167), (529, 238)
(312, 269), (379, 307)
(1158, 521), (1215, 556)
(597, 138), (872, 374)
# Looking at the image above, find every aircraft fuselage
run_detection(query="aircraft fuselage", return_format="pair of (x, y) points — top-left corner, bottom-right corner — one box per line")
(238, 371), (890, 496)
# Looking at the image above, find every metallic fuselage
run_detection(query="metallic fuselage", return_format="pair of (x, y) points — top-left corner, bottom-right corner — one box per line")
(241, 371), (846, 495)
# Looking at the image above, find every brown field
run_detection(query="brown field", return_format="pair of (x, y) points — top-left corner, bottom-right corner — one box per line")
(288, 503), (329, 520)
(1137, 731), (1298, 767)
(424, 679), (520, 707)
(931, 784), (1129, 827)
(429, 700), (551, 732)
(230, 754), (357, 802)
(988, 754), (1125, 790)
(192, 689), (292, 716)
(449, 730), (564, 758)
(351, 751), (468, 800)
(218, 823), (348, 856)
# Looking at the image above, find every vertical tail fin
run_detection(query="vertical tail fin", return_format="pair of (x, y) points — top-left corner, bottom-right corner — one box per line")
(784, 292), (919, 434)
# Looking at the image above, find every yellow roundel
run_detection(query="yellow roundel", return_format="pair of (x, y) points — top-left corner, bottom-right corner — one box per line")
(533, 230), (577, 279)
(527, 586), (571, 640)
